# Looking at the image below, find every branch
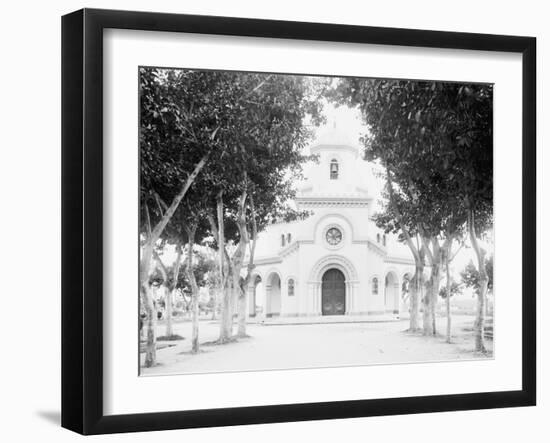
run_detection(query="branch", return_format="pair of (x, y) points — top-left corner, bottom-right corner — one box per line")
(153, 192), (169, 216)
(418, 228), (434, 266)
(171, 242), (184, 291)
(385, 167), (420, 262)
(468, 209), (487, 273)
(144, 203), (152, 238)
(230, 174), (249, 268)
(152, 249), (168, 283)
(247, 194), (258, 259)
(148, 152), (210, 244)
(243, 194), (258, 289)
(184, 225), (200, 299)
(243, 75), (273, 99)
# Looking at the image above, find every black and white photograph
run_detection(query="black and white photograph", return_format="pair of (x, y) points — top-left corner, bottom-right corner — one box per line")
(1, 0), (544, 439)
(139, 67), (494, 376)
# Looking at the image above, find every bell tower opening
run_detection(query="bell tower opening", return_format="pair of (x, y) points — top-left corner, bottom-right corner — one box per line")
(330, 159), (339, 180)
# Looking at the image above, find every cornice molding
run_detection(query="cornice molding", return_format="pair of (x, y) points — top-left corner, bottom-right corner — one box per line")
(384, 255), (415, 265)
(296, 197), (372, 207)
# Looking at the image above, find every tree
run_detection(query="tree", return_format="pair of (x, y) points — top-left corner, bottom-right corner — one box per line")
(439, 256), (464, 344)
(139, 68), (227, 366)
(193, 72), (323, 343)
(161, 195), (216, 353)
(331, 79), (492, 343)
(152, 244), (183, 338)
(374, 176), (426, 332)
(333, 79), (464, 334)
(448, 85), (493, 352)
(461, 255), (494, 315)
(140, 68), (323, 362)
(439, 279), (463, 299)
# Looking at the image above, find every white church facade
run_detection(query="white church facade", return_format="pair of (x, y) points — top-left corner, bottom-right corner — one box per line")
(246, 126), (416, 321)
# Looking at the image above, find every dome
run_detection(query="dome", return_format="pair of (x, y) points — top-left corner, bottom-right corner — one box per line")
(310, 123), (359, 157)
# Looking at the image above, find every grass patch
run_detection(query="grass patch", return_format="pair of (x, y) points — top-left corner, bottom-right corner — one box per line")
(157, 334), (185, 341)
(139, 343), (176, 353)
(202, 336), (239, 346)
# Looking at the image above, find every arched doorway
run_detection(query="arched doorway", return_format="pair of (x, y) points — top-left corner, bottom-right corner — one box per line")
(322, 268), (345, 315)
(249, 275), (262, 317)
(385, 272), (399, 314)
(266, 273), (281, 317)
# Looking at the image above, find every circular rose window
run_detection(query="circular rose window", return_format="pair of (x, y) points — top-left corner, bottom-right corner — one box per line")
(326, 227), (343, 246)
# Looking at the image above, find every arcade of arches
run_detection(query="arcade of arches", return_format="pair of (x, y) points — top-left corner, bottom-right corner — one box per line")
(248, 268), (409, 318)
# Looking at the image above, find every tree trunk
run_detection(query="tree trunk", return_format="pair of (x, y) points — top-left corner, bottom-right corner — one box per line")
(421, 239), (435, 336)
(422, 258), (441, 337)
(445, 246), (452, 343)
(139, 241), (157, 367)
(183, 226), (201, 354)
(166, 245), (183, 337)
(237, 235), (257, 337)
(191, 290), (199, 353)
(162, 286), (172, 337)
(142, 283), (157, 367)
(430, 262), (441, 336)
(234, 273), (246, 337)
(469, 210), (488, 353)
(225, 186), (250, 339)
(475, 279), (488, 352)
(237, 291), (247, 337)
(422, 281), (433, 335)
(153, 249), (179, 339)
(211, 288), (218, 320)
(430, 240), (443, 336)
(139, 155), (209, 366)
(384, 170), (428, 333)
(220, 294), (235, 342)
(409, 263), (423, 331)
(214, 194), (235, 343)
(419, 235), (451, 337)
(219, 278), (234, 342)
(229, 263), (246, 339)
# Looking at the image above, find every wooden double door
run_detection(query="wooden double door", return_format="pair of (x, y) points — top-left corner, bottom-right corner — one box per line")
(321, 269), (345, 316)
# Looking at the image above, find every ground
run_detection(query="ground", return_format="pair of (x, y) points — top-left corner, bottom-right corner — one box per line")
(141, 314), (493, 376)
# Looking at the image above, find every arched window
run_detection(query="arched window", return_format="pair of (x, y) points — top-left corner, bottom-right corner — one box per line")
(281, 234), (285, 247)
(382, 234), (386, 246)
(372, 277), (379, 295)
(287, 233), (292, 244)
(330, 159), (339, 180)
(288, 279), (295, 296)
(376, 233), (380, 243)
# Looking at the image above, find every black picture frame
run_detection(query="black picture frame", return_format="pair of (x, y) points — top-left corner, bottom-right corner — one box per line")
(61, 8), (536, 435)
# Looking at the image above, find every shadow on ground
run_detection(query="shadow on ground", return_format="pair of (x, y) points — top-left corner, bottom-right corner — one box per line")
(36, 410), (60, 426)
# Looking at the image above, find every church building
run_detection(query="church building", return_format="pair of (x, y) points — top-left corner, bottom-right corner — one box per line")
(246, 125), (415, 321)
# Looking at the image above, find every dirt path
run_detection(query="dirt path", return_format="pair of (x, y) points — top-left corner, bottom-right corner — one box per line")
(141, 315), (493, 376)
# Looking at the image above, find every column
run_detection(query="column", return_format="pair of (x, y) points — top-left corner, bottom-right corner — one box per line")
(247, 283), (255, 318)
(262, 284), (271, 320)
(309, 281), (322, 316)
(352, 282), (359, 314)
(316, 282), (322, 316)
(345, 281), (351, 315)
(393, 282), (400, 314)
